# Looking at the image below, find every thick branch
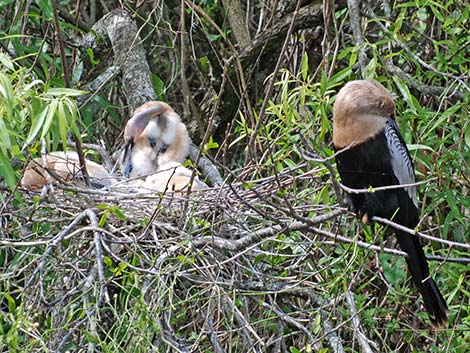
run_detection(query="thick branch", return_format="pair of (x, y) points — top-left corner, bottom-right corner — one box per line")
(221, 0), (251, 47)
(80, 9), (156, 109)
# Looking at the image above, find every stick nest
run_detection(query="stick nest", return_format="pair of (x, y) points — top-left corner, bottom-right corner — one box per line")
(1, 163), (392, 353)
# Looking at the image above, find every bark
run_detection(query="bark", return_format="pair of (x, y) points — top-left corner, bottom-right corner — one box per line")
(80, 9), (156, 110)
(221, 0), (251, 48)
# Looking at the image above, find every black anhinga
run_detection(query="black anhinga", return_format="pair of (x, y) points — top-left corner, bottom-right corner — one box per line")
(333, 79), (448, 328)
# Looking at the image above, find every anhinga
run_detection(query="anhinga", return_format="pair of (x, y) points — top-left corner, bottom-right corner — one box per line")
(332, 79), (448, 328)
(21, 151), (116, 189)
(120, 101), (189, 179)
(120, 101), (206, 193)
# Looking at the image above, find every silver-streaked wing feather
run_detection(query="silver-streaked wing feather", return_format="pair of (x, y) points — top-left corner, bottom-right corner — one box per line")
(384, 119), (418, 207)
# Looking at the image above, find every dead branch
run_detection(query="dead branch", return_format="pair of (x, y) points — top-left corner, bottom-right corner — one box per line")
(345, 290), (377, 353)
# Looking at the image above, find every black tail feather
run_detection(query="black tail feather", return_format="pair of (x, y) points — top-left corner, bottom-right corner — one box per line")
(396, 230), (449, 328)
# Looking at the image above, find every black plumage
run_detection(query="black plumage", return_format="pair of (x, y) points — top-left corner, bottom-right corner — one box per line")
(333, 79), (448, 328)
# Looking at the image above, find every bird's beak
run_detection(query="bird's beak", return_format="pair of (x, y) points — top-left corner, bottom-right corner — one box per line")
(121, 140), (134, 178)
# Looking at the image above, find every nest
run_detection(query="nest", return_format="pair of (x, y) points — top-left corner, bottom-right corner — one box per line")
(2, 159), (446, 352)
(1, 160), (348, 350)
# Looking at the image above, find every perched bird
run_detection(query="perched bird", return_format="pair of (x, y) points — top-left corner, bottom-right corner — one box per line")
(21, 151), (117, 190)
(332, 79), (448, 328)
(120, 101), (189, 179)
(119, 101), (206, 194)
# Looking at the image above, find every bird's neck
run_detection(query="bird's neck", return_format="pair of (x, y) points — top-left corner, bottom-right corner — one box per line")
(333, 113), (387, 149)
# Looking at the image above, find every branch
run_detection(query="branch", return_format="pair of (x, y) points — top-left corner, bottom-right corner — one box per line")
(51, 0), (90, 186)
(384, 60), (465, 101)
(346, 0), (368, 75)
(246, 0), (303, 162)
(372, 216), (470, 251)
(25, 210), (91, 289)
(365, 9), (470, 94)
(79, 9), (156, 109)
(345, 290), (377, 353)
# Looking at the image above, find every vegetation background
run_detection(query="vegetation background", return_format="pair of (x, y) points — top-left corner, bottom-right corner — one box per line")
(0, 0), (469, 352)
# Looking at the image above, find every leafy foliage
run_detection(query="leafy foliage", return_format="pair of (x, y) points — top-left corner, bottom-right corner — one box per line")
(0, 53), (84, 192)
(0, 0), (469, 352)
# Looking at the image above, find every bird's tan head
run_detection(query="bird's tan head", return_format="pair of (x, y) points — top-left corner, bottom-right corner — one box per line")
(120, 101), (184, 178)
(333, 79), (396, 149)
(124, 101), (175, 143)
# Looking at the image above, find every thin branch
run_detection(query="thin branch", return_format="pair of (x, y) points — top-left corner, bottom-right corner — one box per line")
(24, 210), (91, 289)
(246, 0), (303, 163)
(366, 10), (470, 92)
(345, 290), (377, 353)
(372, 216), (470, 251)
(50, 0), (90, 186)
(384, 60), (465, 101)
(346, 0), (367, 75)
(85, 209), (107, 306)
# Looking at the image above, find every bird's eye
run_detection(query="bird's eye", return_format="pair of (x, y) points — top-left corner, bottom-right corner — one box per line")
(148, 137), (157, 149)
(160, 143), (169, 154)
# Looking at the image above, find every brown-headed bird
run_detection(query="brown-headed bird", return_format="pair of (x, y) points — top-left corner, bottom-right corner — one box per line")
(120, 101), (190, 179)
(332, 79), (448, 328)
(119, 101), (206, 193)
(21, 151), (117, 190)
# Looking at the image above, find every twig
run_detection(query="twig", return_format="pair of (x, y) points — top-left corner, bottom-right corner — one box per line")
(203, 288), (226, 353)
(50, 0), (90, 186)
(246, 0), (303, 163)
(25, 210), (90, 289)
(261, 301), (318, 350)
(188, 144), (224, 185)
(346, 0), (367, 75)
(366, 10), (470, 92)
(223, 295), (265, 349)
(192, 208), (345, 251)
(340, 178), (436, 194)
(371, 216), (470, 251)
(384, 60), (465, 101)
(321, 311), (346, 353)
(345, 290), (377, 353)
(85, 209), (107, 306)
(56, 317), (89, 351)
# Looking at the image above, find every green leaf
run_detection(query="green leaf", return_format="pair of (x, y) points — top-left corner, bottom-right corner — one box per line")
(57, 100), (68, 150)
(45, 88), (87, 97)
(407, 143), (435, 153)
(0, 118), (11, 149)
(0, 72), (14, 118)
(111, 206), (126, 221)
(0, 148), (17, 189)
(25, 104), (48, 147)
(99, 210), (109, 227)
(465, 123), (470, 149)
(392, 77), (417, 112)
(40, 99), (58, 139)
(423, 104), (460, 140)
(301, 53), (309, 81)
(380, 253), (406, 284)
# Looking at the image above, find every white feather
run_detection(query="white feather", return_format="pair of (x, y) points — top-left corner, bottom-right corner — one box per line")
(384, 119), (417, 207)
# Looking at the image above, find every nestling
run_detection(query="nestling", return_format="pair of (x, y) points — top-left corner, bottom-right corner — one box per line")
(21, 151), (117, 190)
(120, 101), (190, 179)
(120, 101), (206, 193)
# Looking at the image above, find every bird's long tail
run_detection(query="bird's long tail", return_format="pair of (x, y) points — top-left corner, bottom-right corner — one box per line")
(396, 230), (449, 328)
